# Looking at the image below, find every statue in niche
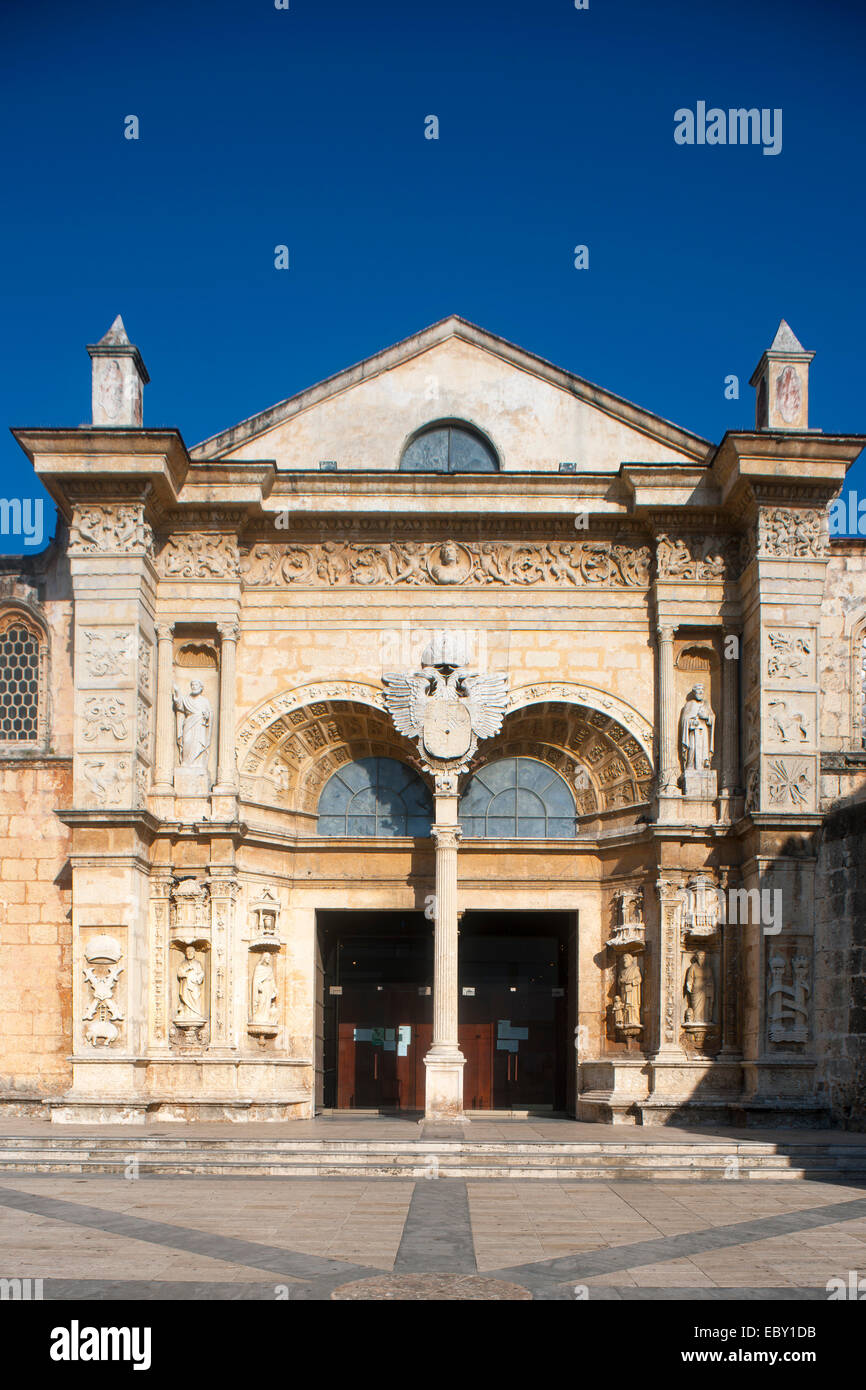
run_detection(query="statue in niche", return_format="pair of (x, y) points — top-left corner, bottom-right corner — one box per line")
(618, 953), (642, 1029)
(176, 945), (205, 1021)
(679, 683), (715, 772)
(251, 952), (279, 1026)
(173, 679), (212, 767)
(683, 950), (715, 1024)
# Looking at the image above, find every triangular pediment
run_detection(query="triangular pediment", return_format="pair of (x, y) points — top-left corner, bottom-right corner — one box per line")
(191, 316), (709, 472)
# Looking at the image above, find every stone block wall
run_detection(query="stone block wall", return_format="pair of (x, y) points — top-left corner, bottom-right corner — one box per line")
(814, 798), (866, 1128)
(0, 759), (73, 1099)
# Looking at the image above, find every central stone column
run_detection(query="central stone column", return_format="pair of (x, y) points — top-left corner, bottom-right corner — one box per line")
(425, 782), (465, 1121)
(382, 628), (508, 1125)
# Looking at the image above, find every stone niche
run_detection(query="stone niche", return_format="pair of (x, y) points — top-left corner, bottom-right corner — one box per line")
(245, 887), (284, 1049)
(172, 636), (219, 797)
(169, 878), (211, 1048)
(675, 639), (720, 799)
(605, 885), (645, 1049)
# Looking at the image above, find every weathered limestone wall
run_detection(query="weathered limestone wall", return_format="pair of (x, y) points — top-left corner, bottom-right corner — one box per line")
(0, 758), (73, 1099)
(814, 799), (866, 1128)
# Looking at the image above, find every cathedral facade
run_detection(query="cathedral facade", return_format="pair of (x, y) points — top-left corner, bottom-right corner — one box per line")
(1, 314), (864, 1126)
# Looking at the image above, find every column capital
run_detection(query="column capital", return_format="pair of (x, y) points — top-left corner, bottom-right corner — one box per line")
(217, 621), (240, 644)
(155, 621), (174, 643)
(432, 824), (462, 851)
(656, 623), (676, 644)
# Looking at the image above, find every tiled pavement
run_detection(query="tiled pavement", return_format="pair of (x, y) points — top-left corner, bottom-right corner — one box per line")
(1, 1171), (865, 1300)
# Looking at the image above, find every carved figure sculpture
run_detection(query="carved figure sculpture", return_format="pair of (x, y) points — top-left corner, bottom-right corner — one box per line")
(679, 683), (715, 771)
(251, 952), (279, 1025)
(173, 680), (212, 766)
(177, 946), (205, 1020)
(684, 950), (715, 1024)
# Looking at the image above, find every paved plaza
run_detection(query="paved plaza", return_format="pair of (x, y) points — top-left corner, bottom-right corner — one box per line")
(1, 1151), (865, 1299)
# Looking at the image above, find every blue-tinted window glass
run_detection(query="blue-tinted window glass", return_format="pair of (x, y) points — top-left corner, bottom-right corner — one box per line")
(458, 757), (576, 839)
(317, 757), (433, 837)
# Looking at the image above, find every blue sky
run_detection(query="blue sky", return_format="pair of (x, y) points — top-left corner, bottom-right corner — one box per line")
(1, 0), (864, 549)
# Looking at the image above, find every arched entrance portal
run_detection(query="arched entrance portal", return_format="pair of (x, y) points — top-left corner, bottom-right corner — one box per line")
(235, 682), (653, 1117)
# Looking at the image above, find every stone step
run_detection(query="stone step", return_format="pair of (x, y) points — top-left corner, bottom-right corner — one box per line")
(0, 1138), (864, 1179)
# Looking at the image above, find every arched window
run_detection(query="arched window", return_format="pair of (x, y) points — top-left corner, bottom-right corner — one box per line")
(0, 610), (46, 745)
(459, 756), (576, 839)
(400, 421), (499, 473)
(317, 756), (433, 837)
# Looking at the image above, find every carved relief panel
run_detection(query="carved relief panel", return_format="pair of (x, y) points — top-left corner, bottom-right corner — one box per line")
(81, 931), (126, 1049)
(757, 627), (819, 814)
(766, 941), (812, 1048)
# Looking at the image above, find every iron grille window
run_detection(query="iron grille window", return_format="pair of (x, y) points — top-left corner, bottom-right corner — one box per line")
(459, 756), (576, 838)
(0, 619), (41, 741)
(317, 756), (433, 837)
(400, 423), (499, 473)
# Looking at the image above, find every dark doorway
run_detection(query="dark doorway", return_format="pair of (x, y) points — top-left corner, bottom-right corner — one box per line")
(318, 909), (572, 1112)
(459, 911), (570, 1111)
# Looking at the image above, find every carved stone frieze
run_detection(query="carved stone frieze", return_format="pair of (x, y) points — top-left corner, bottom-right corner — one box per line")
(69, 504), (153, 557)
(656, 533), (744, 581)
(239, 538), (652, 588)
(156, 532), (241, 579)
(756, 507), (827, 559)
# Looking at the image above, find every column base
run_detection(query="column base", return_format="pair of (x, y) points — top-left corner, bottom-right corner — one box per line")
(423, 1049), (466, 1122)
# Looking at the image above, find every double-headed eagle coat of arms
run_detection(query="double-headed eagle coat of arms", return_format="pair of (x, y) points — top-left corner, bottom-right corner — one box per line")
(383, 635), (508, 770)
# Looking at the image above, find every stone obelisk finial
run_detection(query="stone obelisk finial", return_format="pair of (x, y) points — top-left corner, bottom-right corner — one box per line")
(87, 315), (150, 427)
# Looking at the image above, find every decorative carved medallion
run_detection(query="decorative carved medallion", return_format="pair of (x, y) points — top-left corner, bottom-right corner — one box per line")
(82, 694), (129, 741)
(82, 629), (133, 679)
